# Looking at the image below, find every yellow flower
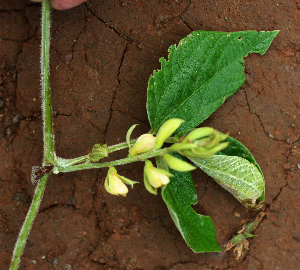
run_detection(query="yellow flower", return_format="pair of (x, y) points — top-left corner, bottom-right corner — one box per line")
(129, 134), (156, 157)
(144, 160), (173, 195)
(105, 167), (138, 197)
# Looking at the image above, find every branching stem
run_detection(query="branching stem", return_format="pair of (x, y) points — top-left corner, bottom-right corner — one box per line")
(10, 2), (53, 269)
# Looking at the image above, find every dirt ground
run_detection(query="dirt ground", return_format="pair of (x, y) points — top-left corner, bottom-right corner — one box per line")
(0, 0), (299, 269)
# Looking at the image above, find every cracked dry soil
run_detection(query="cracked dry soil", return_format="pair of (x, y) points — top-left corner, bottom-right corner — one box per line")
(1, 0), (300, 269)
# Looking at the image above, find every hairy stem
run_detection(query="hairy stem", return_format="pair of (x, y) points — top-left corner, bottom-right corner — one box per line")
(10, 2), (53, 269)
(108, 139), (137, 153)
(41, 0), (55, 165)
(54, 136), (179, 169)
(54, 140), (137, 169)
(10, 174), (49, 270)
(56, 147), (171, 173)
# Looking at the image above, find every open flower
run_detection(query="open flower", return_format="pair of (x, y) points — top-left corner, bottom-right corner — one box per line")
(105, 167), (138, 197)
(143, 160), (173, 195)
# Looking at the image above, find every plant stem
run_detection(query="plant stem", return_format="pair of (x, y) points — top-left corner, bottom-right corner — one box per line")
(56, 148), (171, 173)
(54, 136), (178, 169)
(10, 174), (49, 270)
(10, 2), (53, 269)
(54, 140), (137, 169)
(41, 0), (55, 165)
(108, 140), (136, 153)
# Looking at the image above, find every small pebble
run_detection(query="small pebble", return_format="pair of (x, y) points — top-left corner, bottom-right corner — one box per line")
(6, 128), (11, 136)
(51, 258), (58, 267)
(0, 100), (4, 108)
(12, 115), (20, 124)
(137, 42), (144, 49)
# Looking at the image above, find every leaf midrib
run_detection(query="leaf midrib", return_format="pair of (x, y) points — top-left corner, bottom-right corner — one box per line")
(154, 34), (224, 126)
(159, 59), (241, 127)
(153, 32), (272, 130)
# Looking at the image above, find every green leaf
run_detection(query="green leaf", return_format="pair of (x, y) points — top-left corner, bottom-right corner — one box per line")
(147, 30), (278, 137)
(190, 154), (264, 210)
(161, 154), (221, 253)
(217, 136), (265, 201)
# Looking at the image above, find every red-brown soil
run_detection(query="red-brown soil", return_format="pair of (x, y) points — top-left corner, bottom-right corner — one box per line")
(0, 0), (299, 269)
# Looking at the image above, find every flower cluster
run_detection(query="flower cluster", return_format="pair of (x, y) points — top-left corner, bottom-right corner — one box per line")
(104, 118), (229, 197)
(170, 127), (229, 159)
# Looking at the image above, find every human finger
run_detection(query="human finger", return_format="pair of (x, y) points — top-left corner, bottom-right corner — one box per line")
(30, 0), (87, 10)
(50, 0), (87, 10)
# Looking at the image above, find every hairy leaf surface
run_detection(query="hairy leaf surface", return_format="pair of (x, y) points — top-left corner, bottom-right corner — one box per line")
(147, 30), (279, 137)
(190, 155), (264, 210)
(217, 136), (265, 201)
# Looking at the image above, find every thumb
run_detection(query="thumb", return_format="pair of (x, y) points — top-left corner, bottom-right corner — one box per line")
(30, 0), (87, 10)
(50, 0), (87, 10)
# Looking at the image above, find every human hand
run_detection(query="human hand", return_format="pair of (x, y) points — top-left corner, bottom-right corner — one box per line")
(31, 0), (87, 11)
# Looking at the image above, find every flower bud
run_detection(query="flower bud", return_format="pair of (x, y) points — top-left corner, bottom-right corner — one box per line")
(181, 141), (229, 158)
(168, 142), (198, 152)
(154, 118), (185, 150)
(129, 134), (156, 157)
(163, 154), (196, 172)
(105, 167), (138, 197)
(175, 128), (229, 159)
(181, 127), (214, 143)
(89, 144), (108, 162)
(144, 160), (172, 193)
